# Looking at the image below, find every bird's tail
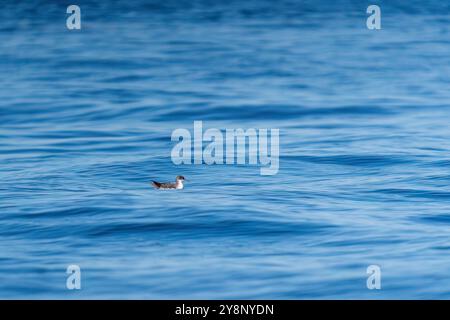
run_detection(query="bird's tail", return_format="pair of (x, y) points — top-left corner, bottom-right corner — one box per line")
(151, 181), (161, 189)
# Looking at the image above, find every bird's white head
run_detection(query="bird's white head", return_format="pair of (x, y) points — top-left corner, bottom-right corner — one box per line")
(175, 175), (186, 189)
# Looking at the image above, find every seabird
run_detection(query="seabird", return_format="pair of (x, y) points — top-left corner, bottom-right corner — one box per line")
(151, 176), (186, 190)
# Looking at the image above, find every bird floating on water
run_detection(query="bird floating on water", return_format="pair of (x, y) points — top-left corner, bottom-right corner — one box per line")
(151, 176), (186, 190)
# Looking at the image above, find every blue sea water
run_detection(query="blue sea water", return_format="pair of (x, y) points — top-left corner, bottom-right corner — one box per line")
(1, 0), (450, 299)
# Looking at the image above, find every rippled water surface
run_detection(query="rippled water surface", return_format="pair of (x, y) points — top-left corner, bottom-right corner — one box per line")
(1, 0), (450, 298)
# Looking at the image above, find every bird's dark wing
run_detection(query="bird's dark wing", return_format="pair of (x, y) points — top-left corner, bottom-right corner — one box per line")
(158, 182), (176, 189)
